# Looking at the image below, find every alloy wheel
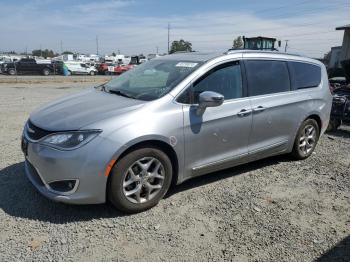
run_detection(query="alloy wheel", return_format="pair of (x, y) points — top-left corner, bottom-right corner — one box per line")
(299, 124), (316, 155)
(122, 157), (165, 204)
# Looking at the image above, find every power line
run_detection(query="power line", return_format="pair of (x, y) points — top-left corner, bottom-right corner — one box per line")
(96, 35), (99, 55)
(167, 23), (170, 54)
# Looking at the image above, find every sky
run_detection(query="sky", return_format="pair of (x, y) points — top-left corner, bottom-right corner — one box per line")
(0, 0), (349, 58)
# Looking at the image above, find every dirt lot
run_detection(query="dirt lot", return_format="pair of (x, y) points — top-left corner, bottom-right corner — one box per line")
(0, 77), (349, 261)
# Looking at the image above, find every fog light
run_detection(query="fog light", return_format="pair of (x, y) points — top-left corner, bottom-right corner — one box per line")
(48, 180), (78, 194)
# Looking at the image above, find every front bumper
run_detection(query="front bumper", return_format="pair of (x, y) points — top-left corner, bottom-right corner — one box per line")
(22, 134), (118, 204)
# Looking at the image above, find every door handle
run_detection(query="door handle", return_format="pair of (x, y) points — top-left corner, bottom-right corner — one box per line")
(237, 109), (252, 117)
(253, 106), (266, 113)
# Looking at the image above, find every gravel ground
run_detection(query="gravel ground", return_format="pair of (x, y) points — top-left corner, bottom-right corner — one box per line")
(0, 79), (349, 261)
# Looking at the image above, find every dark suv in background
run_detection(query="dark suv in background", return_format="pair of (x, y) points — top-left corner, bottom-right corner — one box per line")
(1, 58), (61, 76)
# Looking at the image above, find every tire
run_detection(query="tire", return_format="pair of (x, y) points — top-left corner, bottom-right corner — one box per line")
(42, 68), (50, 76)
(327, 119), (341, 132)
(292, 119), (320, 160)
(67, 70), (72, 76)
(104, 71), (110, 75)
(108, 147), (173, 213)
(90, 70), (95, 76)
(8, 68), (16, 75)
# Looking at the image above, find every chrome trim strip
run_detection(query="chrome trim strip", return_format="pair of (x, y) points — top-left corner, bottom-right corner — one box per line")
(191, 140), (289, 174)
(248, 140), (289, 155)
(192, 152), (247, 172)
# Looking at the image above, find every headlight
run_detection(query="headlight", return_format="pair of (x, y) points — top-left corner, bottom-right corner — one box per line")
(40, 130), (101, 150)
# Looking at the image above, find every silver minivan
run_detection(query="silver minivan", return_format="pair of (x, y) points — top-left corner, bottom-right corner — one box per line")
(22, 51), (332, 213)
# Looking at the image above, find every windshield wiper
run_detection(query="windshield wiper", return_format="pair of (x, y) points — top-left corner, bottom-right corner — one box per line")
(95, 83), (107, 91)
(108, 89), (135, 99)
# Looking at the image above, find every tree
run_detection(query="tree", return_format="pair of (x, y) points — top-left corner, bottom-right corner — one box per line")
(232, 36), (244, 49)
(32, 49), (56, 58)
(111, 52), (116, 56)
(170, 39), (192, 54)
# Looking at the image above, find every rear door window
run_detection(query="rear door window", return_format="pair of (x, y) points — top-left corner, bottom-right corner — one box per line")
(245, 60), (290, 96)
(288, 62), (321, 90)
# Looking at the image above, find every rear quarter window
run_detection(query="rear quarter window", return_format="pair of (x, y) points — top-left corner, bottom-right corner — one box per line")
(245, 60), (290, 96)
(288, 62), (321, 90)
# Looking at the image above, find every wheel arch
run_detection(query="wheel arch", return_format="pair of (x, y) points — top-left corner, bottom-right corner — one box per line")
(306, 114), (322, 131)
(106, 139), (179, 193)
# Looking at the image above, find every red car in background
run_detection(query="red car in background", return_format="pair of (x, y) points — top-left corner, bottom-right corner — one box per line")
(97, 63), (113, 75)
(115, 64), (135, 74)
(98, 63), (135, 75)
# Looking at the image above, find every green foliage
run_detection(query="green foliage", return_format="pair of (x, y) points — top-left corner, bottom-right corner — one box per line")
(111, 52), (116, 56)
(170, 39), (192, 54)
(32, 49), (57, 58)
(61, 51), (74, 55)
(232, 36), (244, 49)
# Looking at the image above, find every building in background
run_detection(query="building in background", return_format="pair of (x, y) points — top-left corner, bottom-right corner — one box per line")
(336, 24), (350, 62)
(336, 24), (350, 82)
(329, 46), (342, 69)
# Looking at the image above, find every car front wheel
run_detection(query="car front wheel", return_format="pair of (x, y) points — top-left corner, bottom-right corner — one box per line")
(108, 147), (173, 213)
(8, 68), (16, 75)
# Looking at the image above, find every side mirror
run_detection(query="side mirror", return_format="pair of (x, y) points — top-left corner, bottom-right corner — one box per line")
(196, 91), (224, 115)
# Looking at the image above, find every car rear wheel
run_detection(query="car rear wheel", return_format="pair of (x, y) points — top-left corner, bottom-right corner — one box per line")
(108, 147), (173, 213)
(292, 119), (320, 160)
(42, 68), (50, 76)
(90, 70), (95, 76)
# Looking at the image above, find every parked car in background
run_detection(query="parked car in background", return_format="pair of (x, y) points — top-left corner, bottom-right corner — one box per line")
(328, 85), (350, 131)
(130, 55), (146, 65)
(147, 54), (160, 60)
(98, 62), (135, 75)
(97, 62), (113, 75)
(64, 61), (97, 76)
(115, 64), (135, 74)
(1, 58), (58, 76)
(22, 51), (331, 213)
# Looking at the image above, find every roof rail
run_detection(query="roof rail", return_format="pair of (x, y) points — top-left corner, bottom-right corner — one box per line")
(225, 49), (301, 57)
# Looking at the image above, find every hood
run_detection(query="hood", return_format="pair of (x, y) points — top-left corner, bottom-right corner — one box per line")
(30, 88), (145, 131)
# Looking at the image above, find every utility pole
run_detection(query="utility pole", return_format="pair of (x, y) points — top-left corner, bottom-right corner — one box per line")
(60, 40), (63, 54)
(284, 40), (289, 53)
(96, 35), (99, 55)
(156, 46), (159, 54)
(40, 44), (42, 57)
(167, 23), (170, 54)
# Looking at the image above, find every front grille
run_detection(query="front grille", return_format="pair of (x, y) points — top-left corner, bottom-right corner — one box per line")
(26, 120), (53, 141)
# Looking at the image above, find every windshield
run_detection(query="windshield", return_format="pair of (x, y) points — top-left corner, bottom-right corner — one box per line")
(104, 59), (202, 101)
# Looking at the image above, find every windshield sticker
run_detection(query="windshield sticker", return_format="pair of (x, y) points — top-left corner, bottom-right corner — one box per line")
(176, 62), (198, 68)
